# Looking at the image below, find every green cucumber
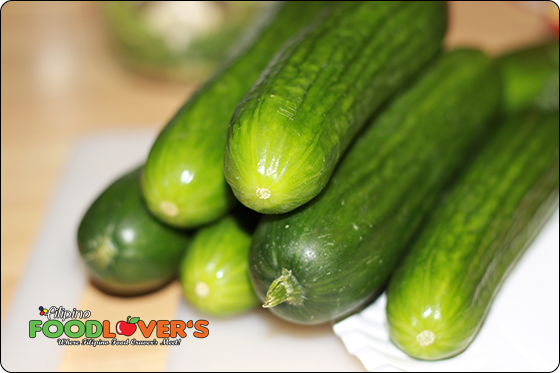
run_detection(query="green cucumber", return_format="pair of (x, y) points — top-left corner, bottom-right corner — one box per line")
(498, 41), (559, 113)
(248, 49), (501, 324)
(142, 1), (332, 228)
(179, 208), (260, 316)
(78, 166), (191, 296)
(224, 1), (447, 214)
(386, 110), (559, 360)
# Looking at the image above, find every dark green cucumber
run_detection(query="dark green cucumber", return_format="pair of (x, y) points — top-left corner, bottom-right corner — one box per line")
(498, 41), (559, 113)
(142, 1), (331, 228)
(179, 208), (260, 316)
(78, 166), (191, 296)
(386, 110), (559, 360)
(248, 49), (501, 325)
(224, 1), (447, 214)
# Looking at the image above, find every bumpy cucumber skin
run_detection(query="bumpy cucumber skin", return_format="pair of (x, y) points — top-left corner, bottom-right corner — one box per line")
(498, 41), (559, 113)
(249, 50), (501, 324)
(225, 1), (447, 214)
(386, 111), (559, 360)
(180, 210), (260, 316)
(78, 167), (191, 296)
(142, 2), (331, 228)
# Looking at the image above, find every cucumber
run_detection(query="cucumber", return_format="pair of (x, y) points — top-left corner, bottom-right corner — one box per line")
(498, 41), (559, 113)
(142, 1), (332, 228)
(179, 208), (260, 316)
(386, 110), (559, 360)
(224, 1), (447, 214)
(78, 166), (191, 296)
(248, 49), (501, 324)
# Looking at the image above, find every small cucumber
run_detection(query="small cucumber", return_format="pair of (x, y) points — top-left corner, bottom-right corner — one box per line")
(248, 49), (501, 324)
(142, 1), (332, 228)
(78, 166), (191, 296)
(180, 209), (260, 316)
(225, 1), (447, 214)
(386, 110), (559, 360)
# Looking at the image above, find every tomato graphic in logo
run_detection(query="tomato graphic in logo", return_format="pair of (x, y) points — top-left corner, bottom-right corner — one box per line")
(116, 316), (140, 336)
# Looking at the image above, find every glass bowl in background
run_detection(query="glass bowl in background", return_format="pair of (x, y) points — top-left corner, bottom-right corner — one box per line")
(102, 1), (267, 82)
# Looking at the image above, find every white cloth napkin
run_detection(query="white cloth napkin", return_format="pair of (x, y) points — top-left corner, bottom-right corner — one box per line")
(334, 209), (559, 372)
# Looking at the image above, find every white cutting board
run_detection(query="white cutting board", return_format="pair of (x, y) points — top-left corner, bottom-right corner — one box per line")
(0, 130), (365, 372)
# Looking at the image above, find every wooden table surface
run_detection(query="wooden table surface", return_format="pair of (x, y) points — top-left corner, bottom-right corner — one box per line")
(1, 1), (555, 371)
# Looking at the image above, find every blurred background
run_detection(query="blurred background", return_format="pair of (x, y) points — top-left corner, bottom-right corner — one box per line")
(1, 1), (558, 370)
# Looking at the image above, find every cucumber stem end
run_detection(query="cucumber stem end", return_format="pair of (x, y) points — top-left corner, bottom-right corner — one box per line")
(263, 268), (304, 308)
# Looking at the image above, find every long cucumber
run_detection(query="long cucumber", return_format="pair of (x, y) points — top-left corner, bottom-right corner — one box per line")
(386, 110), (559, 360)
(224, 1), (447, 214)
(498, 41), (559, 113)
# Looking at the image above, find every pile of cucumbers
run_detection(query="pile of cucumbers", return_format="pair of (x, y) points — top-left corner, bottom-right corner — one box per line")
(77, 1), (559, 361)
